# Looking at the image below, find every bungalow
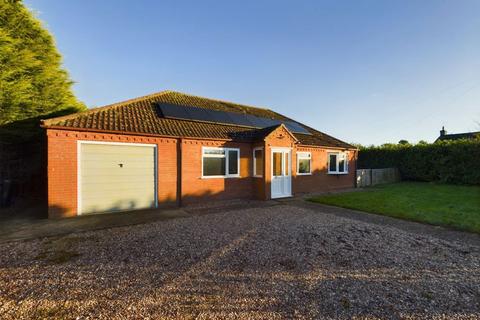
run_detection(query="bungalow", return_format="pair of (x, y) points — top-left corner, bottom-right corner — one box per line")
(42, 91), (357, 218)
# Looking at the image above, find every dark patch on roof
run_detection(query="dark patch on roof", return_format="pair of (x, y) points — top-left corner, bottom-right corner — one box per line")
(42, 90), (354, 148)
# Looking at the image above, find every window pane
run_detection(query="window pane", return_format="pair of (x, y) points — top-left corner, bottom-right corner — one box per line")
(338, 159), (345, 172)
(285, 153), (289, 176)
(329, 154), (337, 172)
(272, 152), (282, 176)
(203, 157), (225, 176)
(299, 159), (310, 174)
(254, 149), (263, 176)
(204, 149), (225, 155)
(228, 150), (238, 175)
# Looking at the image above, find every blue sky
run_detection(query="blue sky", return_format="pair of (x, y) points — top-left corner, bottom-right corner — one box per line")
(25, 0), (480, 145)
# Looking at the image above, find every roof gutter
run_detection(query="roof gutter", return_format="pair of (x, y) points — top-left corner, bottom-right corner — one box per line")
(296, 144), (359, 151)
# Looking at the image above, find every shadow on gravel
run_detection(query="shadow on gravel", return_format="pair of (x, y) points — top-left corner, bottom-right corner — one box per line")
(0, 205), (479, 319)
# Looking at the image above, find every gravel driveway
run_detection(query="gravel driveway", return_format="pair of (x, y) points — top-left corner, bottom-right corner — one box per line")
(0, 204), (479, 319)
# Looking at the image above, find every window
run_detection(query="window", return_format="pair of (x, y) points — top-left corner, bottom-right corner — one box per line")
(328, 152), (348, 174)
(253, 148), (263, 177)
(297, 152), (311, 175)
(202, 147), (240, 177)
(228, 149), (239, 175)
(272, 152), (282, 176)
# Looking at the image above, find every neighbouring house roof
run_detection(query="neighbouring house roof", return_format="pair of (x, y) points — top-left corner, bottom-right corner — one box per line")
(41, 90), (355, 149)
(435, 128), (480, 142)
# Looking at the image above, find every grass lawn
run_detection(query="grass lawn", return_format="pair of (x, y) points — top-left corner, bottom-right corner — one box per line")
(308, 182), (480, 233)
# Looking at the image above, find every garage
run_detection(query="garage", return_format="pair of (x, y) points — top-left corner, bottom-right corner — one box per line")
(78, 142), (157, 215)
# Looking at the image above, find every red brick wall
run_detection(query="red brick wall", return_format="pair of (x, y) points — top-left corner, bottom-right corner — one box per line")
(180, 139), (254, 204)
(46, 129), (178, 218)
(47, 130), (77, 218)
(293, 146), (357, 194)
(47, 128), (357, 218)
(252, 142), (266, 200)
(263, 126), (357, 197)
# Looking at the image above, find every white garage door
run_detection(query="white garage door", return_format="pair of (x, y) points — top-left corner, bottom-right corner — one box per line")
(79, 142), (156, 215)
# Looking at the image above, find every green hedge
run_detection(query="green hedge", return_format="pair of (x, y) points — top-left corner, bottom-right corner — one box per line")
(358, 140), (480, 185)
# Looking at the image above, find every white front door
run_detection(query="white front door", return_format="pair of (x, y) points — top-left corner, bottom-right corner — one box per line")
(271, 148), (292, 199)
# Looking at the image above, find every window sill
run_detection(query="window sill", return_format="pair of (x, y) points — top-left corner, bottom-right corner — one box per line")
(201, 175), (241, 179)
(328, 172), (349, 175)
(297, 173), (312, 176)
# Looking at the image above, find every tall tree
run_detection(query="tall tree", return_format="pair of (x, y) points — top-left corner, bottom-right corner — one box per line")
(0, 0), (85, 126)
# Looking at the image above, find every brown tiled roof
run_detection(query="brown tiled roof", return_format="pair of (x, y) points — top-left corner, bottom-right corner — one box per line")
(42, 90), (354, 148)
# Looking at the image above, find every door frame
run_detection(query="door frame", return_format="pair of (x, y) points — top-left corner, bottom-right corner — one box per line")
(270, 147), (292, 199)
(77, 140), (158, 215)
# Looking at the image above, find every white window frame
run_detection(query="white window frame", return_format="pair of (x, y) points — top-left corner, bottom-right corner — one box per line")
(253, 147), (263, 178)
(296, 152), (312, 175)
(327, 152), (349, 174)
(201, 147), (240, 178)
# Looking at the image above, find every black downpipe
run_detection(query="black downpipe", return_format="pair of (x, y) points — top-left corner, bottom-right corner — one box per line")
(176, 138), (182, 207)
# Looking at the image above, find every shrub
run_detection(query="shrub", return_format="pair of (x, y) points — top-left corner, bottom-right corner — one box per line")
(0, 1), (85, 127)
(358, 140), (480, 185)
